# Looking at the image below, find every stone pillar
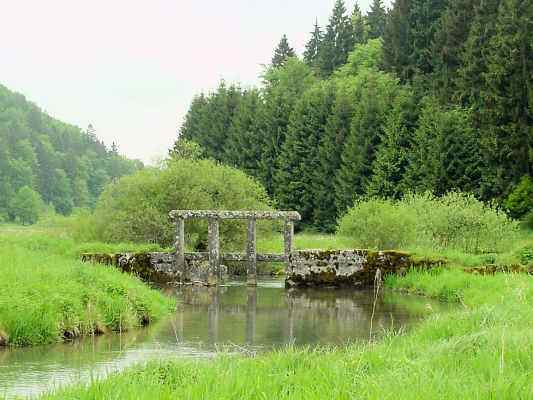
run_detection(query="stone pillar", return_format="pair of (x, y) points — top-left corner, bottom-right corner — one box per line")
(175, 218), (186, 279)
(207, 217), (220, 286)
(284, 219), (294, 272)
(246, 218), (257, 286)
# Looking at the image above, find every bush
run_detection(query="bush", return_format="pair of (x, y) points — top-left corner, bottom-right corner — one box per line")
(337, 198), (415, 249)
(80, 159), (273, 250)
(505, 176), (533, 219)
(337, 192), (519, 253)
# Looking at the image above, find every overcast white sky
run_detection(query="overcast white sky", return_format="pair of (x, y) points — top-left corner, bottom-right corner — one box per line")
(1, 0), (388, 164)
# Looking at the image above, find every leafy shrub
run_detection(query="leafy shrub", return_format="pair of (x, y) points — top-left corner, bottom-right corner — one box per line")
(337, 192), (519, 253)
(505, 176), (533, 219)
(79, 159), (273, 250)
(336, 198), (415, 249)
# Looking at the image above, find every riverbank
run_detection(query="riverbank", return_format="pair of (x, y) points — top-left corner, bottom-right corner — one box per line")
(39, 267), (533, 399)
(0, 227), (175, 347)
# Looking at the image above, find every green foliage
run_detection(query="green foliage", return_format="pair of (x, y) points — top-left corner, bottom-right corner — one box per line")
(335, 38), (383, 77)
(274, 82), (336, 225)
(505, 176), (533, 219)
(0, 84), (142, 218)
(317, 0), (356, 77)
(337, 198), (415, 249)
(0, 231), (173, 346)
(366, 0), (387, 39)
(334, 70), (401, 215)
(303, 20), (323, 69)
(174, 0), (531, 233)
(403, 98), (483, 196)
(9, 186), (43, 225)
(271, 35), (296, 68)
(169, 139), (204, 160)
(86, 158), (272, 250)
(338, 192), (519, 253)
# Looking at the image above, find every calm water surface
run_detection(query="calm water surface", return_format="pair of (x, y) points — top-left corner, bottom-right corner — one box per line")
(0, 278), (447, 398)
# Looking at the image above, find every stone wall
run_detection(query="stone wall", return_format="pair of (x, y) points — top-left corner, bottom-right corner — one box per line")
(81, 249), (440, 287)
(286, 250), (439, 288)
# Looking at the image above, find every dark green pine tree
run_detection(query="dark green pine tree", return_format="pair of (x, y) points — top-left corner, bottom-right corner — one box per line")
(271, 35), (296, 68)
(334, 71), (400, 215)
(382, 0), (412, 81)
(382, 0), (448, 82)
(367, 89), (417, 199)
(454, 0), (500, 109)
(313, 83), (354, 231)
(408, 0), (449, 76)
(303, 20), (323, 70)
(274, 83), (335, 225)
(259, 59), (317, 195)
(480, 0), (533, 196)
(317, 0), (356, 77)
(402, 98), (483, 196)
(431, 0), (480, 99)
(179, 82), (243, 163)
(367, 0), (387, 39)
(352, 2), (368, 44)
(224, 89), (266, 178)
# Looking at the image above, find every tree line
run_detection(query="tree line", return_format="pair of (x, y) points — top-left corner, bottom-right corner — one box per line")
(174, 0), (532, 232)
(0, 84), (143, 224)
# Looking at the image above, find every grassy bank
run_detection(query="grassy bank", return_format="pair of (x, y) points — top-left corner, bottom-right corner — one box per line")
(40, 268), (533, 399)
(0, 227), (175, 347)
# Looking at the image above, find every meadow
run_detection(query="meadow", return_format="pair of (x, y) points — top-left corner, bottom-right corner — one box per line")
(0, 226), (174, 347)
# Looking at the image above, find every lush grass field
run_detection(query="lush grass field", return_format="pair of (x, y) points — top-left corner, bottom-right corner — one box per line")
(0, 227), (175, 347)
(40, 268), (533, 399)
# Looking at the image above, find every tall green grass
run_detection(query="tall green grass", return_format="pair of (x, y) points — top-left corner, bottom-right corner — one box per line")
(41, 269), (533, 399)
(0, 229), (174, 347)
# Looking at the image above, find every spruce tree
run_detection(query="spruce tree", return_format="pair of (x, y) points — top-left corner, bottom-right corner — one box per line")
(408, 0), (449, 76)
(334, 70), (400, 215)
(271, 35), (296, 68)
(367, 89), (417, 199)
(480, 0), (533, 195)
(224, 89), (266, 178)
(382, 0), (412, 81)
(259, 59), (316, 195)
(352, 2), (368, 44)
(313, 82), (353, 231)
(303, 20), (323, 69)
(402, 98), (483, 196)
(367, 0), (387, 39)
(274, 83), (335, 225)
(317, 0), (355, 77)
(431, 0), (480, 99)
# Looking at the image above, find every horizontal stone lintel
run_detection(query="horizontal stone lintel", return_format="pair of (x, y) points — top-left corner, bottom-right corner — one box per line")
(169, 210), (301, 221)
(185, 252), (286, 263)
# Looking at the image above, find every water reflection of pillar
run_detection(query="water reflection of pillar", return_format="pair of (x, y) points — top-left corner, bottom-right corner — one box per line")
(287, 293), (295, 344)
(246, 287), (257, 345)
(207, 287), (219, 345)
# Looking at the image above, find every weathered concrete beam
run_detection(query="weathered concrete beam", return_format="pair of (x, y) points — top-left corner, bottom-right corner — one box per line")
(169, 210), (301, 221)
(184, 252), (286, 262)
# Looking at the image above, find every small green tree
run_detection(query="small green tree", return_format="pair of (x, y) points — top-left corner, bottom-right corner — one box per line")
(271, 35), (296, 67)
(505, 176), (533, 219)
(10, 186), (43, 225)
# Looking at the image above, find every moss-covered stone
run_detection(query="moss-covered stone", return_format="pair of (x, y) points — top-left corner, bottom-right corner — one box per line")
(286, 249), (436, 288)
